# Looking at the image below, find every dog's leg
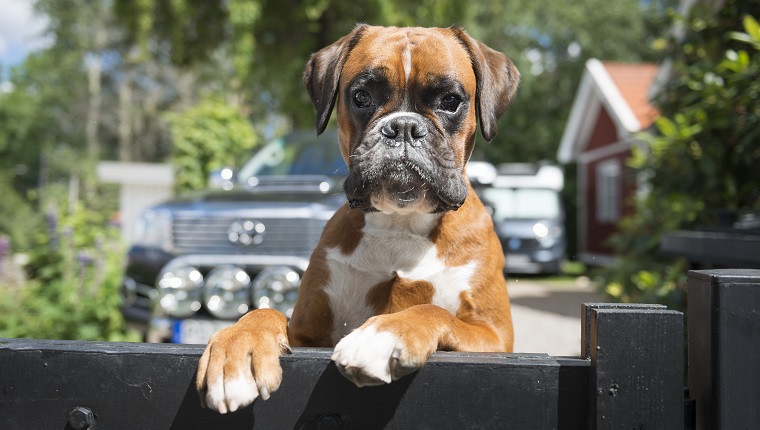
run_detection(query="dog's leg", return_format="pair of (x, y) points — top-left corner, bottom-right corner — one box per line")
(331, 303), (508, 387)
(196, 308), (291, 413)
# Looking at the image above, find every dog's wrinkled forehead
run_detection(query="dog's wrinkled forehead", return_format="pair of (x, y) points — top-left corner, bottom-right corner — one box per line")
(340, 27), (476, 94)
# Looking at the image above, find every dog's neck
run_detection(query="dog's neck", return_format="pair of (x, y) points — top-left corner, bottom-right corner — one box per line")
(363, 211), (442, 237)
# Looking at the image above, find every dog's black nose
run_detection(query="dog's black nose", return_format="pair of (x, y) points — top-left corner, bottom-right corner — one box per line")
(381, 115), (428, 147)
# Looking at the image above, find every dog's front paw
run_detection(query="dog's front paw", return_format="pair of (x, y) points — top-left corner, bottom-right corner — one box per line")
(195, 309), (290, 413)
(331, 316), (433, 387)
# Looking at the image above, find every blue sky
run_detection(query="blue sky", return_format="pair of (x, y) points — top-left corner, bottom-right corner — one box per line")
(0, 0), (50, 70)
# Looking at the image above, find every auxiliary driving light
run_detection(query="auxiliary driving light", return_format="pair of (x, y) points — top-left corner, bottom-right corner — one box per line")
(157, 265), (203, 317)
(203, 265), (252, 319)
(252, 266), (301, 319)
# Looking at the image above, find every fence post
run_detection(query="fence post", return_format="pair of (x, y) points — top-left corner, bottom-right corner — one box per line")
(687, 269), (760, 430)
(583, 303), (684, 429)
(581, 303), (666, 360)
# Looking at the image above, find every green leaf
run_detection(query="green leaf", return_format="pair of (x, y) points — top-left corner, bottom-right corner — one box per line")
(743, 15), (760, 41)
(655, 117), (678, 138)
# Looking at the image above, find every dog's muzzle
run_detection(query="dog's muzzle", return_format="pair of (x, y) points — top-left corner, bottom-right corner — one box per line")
(344, 113), (468, 214)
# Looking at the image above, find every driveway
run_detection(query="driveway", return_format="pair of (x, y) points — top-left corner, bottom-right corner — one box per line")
(508, 276), (606, 357)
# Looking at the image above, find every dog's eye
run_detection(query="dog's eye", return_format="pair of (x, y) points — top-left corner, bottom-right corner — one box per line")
(353, 90), (374, 109)
(440, 94), (461, 112)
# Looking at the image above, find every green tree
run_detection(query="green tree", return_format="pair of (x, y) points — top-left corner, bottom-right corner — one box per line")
(166, 98), (259, 193)
(600, 0), (760, 309)
(0, 44), (89, 248)
(0, 174), (42, 250)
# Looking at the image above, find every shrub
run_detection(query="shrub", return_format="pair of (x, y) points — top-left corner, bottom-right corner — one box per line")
(0, 173), (44, 251)
(0, 207), (141, 341)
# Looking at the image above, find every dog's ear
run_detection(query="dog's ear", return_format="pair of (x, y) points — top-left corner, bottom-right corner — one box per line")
(450, 27), (520, 143)
(304, 24), (368, 135)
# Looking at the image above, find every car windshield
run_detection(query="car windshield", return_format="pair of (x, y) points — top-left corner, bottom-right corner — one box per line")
(482, 187), (561, 220)
(236, 134), (347, 183)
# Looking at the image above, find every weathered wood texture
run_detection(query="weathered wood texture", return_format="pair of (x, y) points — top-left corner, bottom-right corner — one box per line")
(585, 305), (684, 430)
(688, 269), (760, 430)
(581, 303), (666, 360)
(0, 339), (581, 430)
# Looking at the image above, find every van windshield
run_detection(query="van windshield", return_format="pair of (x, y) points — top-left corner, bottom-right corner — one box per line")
(236, 135), (347, 182)
(482, 187), (561, 220)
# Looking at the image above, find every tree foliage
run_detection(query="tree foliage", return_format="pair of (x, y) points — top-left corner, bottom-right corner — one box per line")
(0, 173), (43, 250)
(0, 42), (91, 249)
(0, 208), (140, 341)
(639, 9), (760, 211)
(600, 0), (760, 309)
(166, 98), (259, 193)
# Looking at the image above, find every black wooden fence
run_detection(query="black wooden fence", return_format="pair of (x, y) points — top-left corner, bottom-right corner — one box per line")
(0, 269), (758, 429)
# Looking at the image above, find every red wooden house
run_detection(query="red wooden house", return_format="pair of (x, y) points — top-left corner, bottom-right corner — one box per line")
(557, 59), (660, 265)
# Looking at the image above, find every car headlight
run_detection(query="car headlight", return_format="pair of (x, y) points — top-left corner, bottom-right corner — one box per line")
(533, 222), (550, 239)
(203, 265), (252, 319)
(157, 265), (203, 317)
(132, 208), (172, 251)
(252, 266), (300, 318)
(533, 222), (563, 248)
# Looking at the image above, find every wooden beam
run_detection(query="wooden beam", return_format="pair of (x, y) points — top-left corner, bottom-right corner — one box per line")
(688, 269), (760, 430)
(0, 338), (582, 429)
(586, 305), (684, 429)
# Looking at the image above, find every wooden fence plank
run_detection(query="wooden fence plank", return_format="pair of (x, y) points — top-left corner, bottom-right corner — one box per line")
(0, 338), (578, 429)
(687, 269), (760, 430)
(588, 307), (684, 430)
(556, 357), (590, 430)
(581, 303), (666, 360)
(253, 350), (561, 430)
(0, 339), (247, 429)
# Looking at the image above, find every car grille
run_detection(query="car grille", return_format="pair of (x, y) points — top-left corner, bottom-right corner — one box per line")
(171, 216), (326, 256)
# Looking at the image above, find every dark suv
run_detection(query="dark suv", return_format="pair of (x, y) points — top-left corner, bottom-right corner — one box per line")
(121, 131), (346, 343)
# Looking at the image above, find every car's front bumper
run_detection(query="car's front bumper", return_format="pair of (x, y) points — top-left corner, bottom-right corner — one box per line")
(122, 252), (311, 343)
(505, 242), (565, 274)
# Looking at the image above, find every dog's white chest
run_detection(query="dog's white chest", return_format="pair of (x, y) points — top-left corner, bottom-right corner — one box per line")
(323, 213), (476, 343)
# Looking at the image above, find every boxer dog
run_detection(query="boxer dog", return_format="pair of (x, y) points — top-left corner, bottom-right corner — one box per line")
(196, 24), (519, 413)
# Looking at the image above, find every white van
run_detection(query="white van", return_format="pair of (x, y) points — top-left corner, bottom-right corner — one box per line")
(480, 164), (566, 275)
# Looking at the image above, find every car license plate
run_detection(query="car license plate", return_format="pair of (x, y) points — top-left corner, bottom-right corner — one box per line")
(506, 254), (531, 265)
(172, 320), (234, 344)
(506, 254), (542, 273)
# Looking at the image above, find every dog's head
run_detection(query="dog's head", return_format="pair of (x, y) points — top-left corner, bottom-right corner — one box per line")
(304, 25), (519, 214)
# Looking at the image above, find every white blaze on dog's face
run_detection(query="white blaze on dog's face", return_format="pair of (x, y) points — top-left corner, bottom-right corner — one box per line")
(304, 25), (519, 215)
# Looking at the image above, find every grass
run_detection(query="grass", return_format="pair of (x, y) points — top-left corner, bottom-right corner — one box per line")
(508, 260), (596, 289)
